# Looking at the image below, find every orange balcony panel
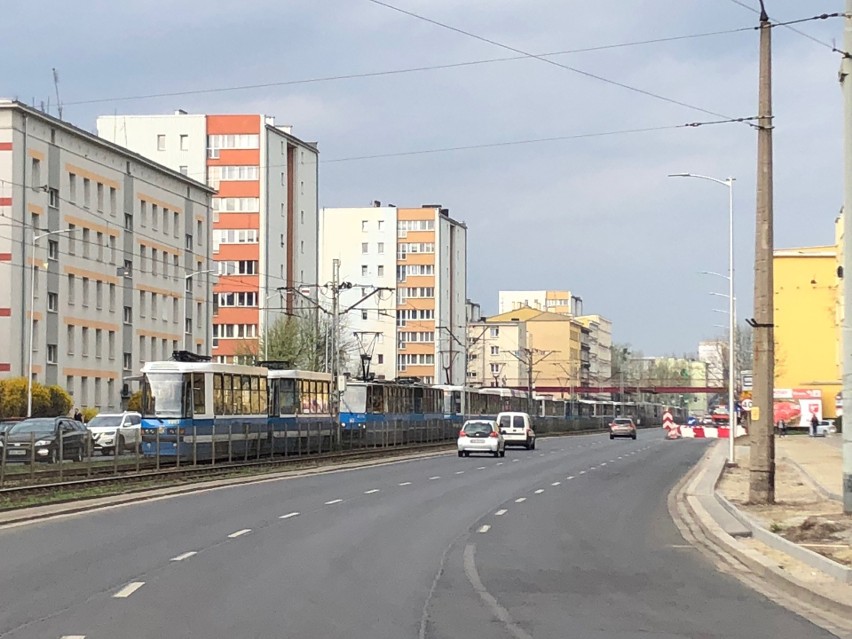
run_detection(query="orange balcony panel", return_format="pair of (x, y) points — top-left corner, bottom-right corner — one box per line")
(401, 230), (435, 241)
(216, 181), (260, 198)
(213, 338), (259, 357)
(214, 213), (260, 229)
(215, 307), (259, 323)
(214, 274), (259, 290)
(207, 115), (261, 135)
(398, 300), (436, 311)
(214, 244), (259, 261)
(398, 208), (437, 221)
(400, 344), (434, 355)
(398, 254), (434, 266)
(210, 149), (260, 165)
(402, 275), (435, 285)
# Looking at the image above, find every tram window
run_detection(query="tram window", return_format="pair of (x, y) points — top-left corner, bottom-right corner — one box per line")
(239, 375), (251, 414)
(259, 377), (268, 415)
(193, 373), (206, 415)
(318, 382), (329, 413)
(280, 379), (297, 414)
(248, 376), (257, 414)
(221, 374), (232, 415)
(213, 374), (224, 415)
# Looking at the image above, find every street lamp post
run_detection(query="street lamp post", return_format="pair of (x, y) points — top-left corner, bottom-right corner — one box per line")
(262, 291), (283, 361)
(670, 173), (736, 464)
(27, 228), (80, 417)
(183, 269), (215, 351)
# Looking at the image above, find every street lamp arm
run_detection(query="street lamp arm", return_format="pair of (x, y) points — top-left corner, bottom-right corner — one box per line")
(668, 173), (734, 187)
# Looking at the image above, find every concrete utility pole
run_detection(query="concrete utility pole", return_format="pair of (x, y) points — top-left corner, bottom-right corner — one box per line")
(330, 259), (341, 423)
(749, 2), (776, 504)
(840, 0), (852, 513)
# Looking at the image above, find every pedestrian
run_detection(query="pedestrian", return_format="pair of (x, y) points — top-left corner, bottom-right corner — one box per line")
(73, 408), (83, 422)
(810, 413), (819, 437)
(779, 419), (787, 438)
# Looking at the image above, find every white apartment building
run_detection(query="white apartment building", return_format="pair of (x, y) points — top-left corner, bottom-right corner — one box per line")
(0, 100), (215, 410)
(319, 203), (467, 384)
(699, 339), (726, 385)
(97, 111), (319, 363)
(466, 320), (526, 387)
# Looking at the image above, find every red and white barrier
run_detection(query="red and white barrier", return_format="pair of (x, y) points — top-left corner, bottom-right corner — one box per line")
(676, 425), (747, 439)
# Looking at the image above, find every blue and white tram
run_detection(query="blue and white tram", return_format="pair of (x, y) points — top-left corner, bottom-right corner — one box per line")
(140, 353), (269, 460)
(266, 367), (334, 454)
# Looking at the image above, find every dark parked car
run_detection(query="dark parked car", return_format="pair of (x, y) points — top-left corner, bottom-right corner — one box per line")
(3, 417), (88, 463)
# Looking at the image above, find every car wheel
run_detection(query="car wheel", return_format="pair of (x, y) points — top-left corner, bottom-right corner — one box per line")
(464, 451), (470, 457)
(500, 449), (506, 457)
(530, 440), (536, 450)
(610, 434), (614, 440)
(632, 434), (637, 440)
(458, 451), (464, 457)
(524, 442), (530, 450)
(117, 436), (125, 455)
(493, 450), (499, 458)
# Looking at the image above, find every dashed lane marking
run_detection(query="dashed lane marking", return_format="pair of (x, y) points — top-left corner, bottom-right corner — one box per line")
(534, 489), (544, 494)
(579, 470), (586, 475)
(60, 636), (86, 639)
(477, 467), (487, 471)
(566, 475), (575, 480)
(113, 582), (145, 599)
(478, 525), (491, 533)
(228, 529), (252, 538)
(515, 497), (527, 503)
(512, 459), (519, 463)
(170, 551), (197, 562)
(429, 476), (441, 480)
(600, 463), (607, 467)
(399, 482), (412, 486)
(364, 489), (380, 494)
(456, 471), (465, 474)
(495, 509), (508, 516)
(324, 499), (344, 505)
(496, 462), (504, 466)
(279, 512), (300, 519)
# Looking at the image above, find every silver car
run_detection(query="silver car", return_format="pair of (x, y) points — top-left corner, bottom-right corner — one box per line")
(458, 420), (505, 458)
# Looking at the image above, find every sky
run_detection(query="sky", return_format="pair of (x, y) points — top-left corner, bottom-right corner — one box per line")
(0, 0), (844, 355)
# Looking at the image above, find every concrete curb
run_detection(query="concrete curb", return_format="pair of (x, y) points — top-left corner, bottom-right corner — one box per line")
(781, 454), (843, 502)
(678, 442), (852, 619)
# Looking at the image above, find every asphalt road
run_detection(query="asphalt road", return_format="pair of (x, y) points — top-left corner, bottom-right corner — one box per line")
(0, 433), (836, 639)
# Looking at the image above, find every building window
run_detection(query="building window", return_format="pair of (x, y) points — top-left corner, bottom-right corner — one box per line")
(361, 265), (368, 277)
(81, 327), (89, 357)
(139, 291), (146, 317)
(300, 240), (304, 254)
(490, 327), (499, 338)
(490, 346), (499, 356)
(377, 242), (384, 255)
(173, 298), (179, 324)
(48, 240), (58, 260)
(109, 187), (117, 216)
(180, 134), (189, 151)
(96, 281), (103, 309)
(212, 197), (260, 213)
(47, 344), (57, 364)
(47, 292), (58, 312)
(69, 173), (77, 203)
(157, 134), (166, 151)
(377, 265), (384, 277)
(67, 274), (75, 304)
(361, 220), (368, 232)
(125, 213), (133, 230)
(108, 331), (115, 359)
(82, 278), (90, 307)
(48, 188), (59, 208)
(377, 354), (384, 364)
(361, 310), (368, 320)
(109, 235), (116, 264)
(96, 231), (104, 261)
(123, 352), (132, 371)
(152, 204), (159, 230)
(163, 208), (169, 235)
(179, 165), (188, 176)
(95, 329), (103, 359)
(300, 210), (304, 224)
(174, 212), (180, 237)
(66, 325), (74, 355)
(83, 178), (91, 209)
(97, 182), (104, 213)
(361, 242), (368, 254)
(124, 306), (132, 325)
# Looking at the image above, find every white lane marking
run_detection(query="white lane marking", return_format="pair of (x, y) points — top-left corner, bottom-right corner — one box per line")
(429, 476), (441, 480)
(610, 459), (616, 463)
(478, 525), (491, 533)
(496, 462), (504, 466)
(279, 512), (300, 519)
(113, 582), (144, 598)
(399, 482), (412, 486)
(364, 489), (380, 494)
(512, 459), (519, 463)
(228, 528), (252, 538)
(456, 470), (465, 474)
(170, 551), (197, 562)
(551, 481), (561, 486)
(534, 489), (544, 494)
(579, 470), (586, 475)
(60, 636), (87, 639)
(325, 499), (343, 505)
(539, 453), (545, 457)
(463, 544), (533, 639)
(566, 475), (575, 480)
(515, 497), (527, 503)
(589, 466), (596, 470)
(477, 466), (487, 470)
(600, 462), (607, 467)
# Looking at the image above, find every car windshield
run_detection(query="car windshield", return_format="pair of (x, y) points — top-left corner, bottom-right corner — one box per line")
(614, 418), (633, 424)
(9, 418), (55, 434)
(88, 415), (123, 428)
(142, 373), (186, 418)
(463, 422), (493, 435)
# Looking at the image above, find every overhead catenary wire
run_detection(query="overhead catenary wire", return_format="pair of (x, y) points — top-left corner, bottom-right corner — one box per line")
(62, 25), (755, 108)
(363, 0), (739, 121)
(725, 0), (842, 52)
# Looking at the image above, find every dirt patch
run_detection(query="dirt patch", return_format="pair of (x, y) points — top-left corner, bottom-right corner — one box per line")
(784, 517), (845, 544)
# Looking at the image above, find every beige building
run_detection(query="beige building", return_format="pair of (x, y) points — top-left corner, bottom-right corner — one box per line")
(576, 314), (613, 385)
(467, 306), (583, 394)
(498, 290), (582, 316)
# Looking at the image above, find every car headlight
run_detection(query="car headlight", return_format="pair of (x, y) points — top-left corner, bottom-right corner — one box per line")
(34, 440), (52, 446)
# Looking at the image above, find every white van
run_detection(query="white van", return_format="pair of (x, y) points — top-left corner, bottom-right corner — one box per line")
(496, 412), (536, 449)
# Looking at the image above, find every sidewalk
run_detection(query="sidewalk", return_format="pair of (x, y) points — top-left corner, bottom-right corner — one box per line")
(778, 434), (843, 499)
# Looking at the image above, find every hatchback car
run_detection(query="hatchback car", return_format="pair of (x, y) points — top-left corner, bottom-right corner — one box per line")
(609, 417), (637, 440)
(3, 417), (88, 463)
(458, 420), (505, 457)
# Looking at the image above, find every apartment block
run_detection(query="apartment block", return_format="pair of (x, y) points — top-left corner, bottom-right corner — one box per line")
(319, 203), (467, 384)
(467, 319), (526, 387)
(97, 111), (319, 362)
(0, 100), (215, 410)
(576, 314), (613, 385)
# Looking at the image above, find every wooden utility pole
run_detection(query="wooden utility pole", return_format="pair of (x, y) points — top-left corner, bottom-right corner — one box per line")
(749, 2), (776, 504)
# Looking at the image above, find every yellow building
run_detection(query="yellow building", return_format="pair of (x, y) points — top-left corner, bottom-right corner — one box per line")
(773, 245), (841, 417)
(482, 306), (583, 391)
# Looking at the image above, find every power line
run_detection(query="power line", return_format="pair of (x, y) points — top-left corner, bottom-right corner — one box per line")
(726, 0), (839, 51)
(364, 0), (738, 121)
(62, 26), (754, 108)
(324, 117), (760, 163)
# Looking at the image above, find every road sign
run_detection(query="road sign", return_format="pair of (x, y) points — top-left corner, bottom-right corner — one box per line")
(741, 399), (753, 411)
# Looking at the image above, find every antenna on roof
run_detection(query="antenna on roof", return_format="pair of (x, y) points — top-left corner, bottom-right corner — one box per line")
(52, 68), (63, 120)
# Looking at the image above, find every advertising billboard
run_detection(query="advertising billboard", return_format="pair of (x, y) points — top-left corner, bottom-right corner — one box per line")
(773, 388), (822, 427)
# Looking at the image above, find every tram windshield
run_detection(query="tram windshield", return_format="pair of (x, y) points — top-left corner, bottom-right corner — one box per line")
(142, 373), (186, 418)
